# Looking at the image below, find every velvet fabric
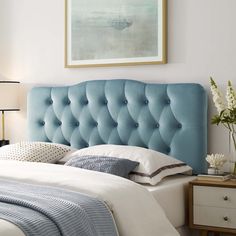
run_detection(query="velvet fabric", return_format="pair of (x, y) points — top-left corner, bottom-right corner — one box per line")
(28, 79), (207, 173)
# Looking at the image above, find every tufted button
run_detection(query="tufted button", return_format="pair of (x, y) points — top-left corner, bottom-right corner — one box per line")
(114, 122), (118, 127)
(166, 99), (171, 105)
(75, 121), (80, 127)
(39, 120), (45, 126)
(84, 100), (88, 105)
(63, 98), (70, 105)
(47, 98), (53, 105)
(104, 100), (108, 105)
(57, 121), (62, 126)
(178, 123), (182, 129)
(95, 122), (98, 127)
(135, 123), (139, 128)
(144, 99), (149, 105)
(123, 99), (128, 105)
(156, 123), (160, 128)
(85, 143), (89, 147)
(167, 147), (171, 153)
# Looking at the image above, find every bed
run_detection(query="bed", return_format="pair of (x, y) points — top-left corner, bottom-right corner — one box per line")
(0, 79), (207, 236)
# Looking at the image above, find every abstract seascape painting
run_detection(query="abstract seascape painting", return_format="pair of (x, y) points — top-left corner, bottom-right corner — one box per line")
(65, 0), (167, 67)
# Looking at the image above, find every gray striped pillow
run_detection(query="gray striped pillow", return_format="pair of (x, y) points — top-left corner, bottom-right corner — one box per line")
(65, 155), (139, 178)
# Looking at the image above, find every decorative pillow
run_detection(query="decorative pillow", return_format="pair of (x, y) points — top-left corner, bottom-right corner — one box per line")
(57, 150), (78, 164)
(0, 141), (75, 163)
(65, 145), (192, 185)
(65, 155), (139, 178)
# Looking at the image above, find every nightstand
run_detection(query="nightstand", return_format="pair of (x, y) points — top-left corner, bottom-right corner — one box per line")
(189, 179), (236, 236)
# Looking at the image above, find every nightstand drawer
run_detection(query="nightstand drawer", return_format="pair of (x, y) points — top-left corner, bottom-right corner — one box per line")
(194, 185), (236, 208)
(194, 205), (236, 229)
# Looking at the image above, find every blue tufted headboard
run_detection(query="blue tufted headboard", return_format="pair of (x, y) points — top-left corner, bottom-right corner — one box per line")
(28, 79), (207, 174)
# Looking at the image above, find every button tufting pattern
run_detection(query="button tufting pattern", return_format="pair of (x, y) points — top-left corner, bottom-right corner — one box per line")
(166, 98), (171, 105)
(28, 79), (208, 174)
(39, 120), (45, 126)
(47, 98), (53, 105)
(123, 99), (128, 105)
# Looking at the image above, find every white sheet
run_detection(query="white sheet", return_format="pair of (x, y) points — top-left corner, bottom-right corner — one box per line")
(143, 175), (196, 228)
(0, 161), (179, 236)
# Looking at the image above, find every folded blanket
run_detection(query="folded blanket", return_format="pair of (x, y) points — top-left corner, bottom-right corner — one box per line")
(0, 179), (118, 236)
(0, 161), (179, 236)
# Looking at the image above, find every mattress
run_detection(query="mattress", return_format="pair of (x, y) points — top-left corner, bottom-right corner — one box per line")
(142, 175), (196, 228)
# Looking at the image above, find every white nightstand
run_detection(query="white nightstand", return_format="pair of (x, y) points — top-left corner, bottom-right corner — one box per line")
(189, 179), (236, 236)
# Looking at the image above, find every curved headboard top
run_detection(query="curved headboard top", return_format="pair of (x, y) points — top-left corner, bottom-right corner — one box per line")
(28, 79), (207, 173)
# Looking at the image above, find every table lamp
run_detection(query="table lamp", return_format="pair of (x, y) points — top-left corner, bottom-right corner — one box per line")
(0, 81), (20, 147)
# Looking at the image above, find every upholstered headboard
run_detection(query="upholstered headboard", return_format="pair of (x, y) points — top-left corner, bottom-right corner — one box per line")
(28, 79), (207, 173)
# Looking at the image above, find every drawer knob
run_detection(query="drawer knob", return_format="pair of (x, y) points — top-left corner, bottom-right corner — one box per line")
(223, 196), (229, 201)
(223, 216), (229, 222)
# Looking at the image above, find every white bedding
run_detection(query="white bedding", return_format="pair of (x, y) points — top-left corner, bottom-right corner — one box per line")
(0, 161), (179, 236)
(143, 175), (196, 228)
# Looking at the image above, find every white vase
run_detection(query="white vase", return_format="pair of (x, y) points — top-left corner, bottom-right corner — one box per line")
(208, 167), (222, 175)
(229, 130), (236, 174)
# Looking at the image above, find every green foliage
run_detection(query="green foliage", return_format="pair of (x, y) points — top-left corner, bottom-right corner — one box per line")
(210, 77), (217, 87)
(211, 115), (221, 125)
(211, 108), (236, 126)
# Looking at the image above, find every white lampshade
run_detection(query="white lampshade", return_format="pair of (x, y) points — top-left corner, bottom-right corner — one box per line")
(0, 81), (20, 111)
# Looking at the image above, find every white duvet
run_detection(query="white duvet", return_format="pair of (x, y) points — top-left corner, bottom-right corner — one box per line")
(0, 161), (179, 236)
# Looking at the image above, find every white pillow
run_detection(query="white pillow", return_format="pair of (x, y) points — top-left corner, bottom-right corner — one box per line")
(0, 141), (75, 163)
(64, 144), (192, 185)
(57, 150), (78, 164)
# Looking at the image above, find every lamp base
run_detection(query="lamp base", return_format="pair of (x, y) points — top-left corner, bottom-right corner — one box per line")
(0, 140), (9, 147)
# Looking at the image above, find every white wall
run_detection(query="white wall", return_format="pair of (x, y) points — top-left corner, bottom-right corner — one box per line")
(0, 0), (236, 156)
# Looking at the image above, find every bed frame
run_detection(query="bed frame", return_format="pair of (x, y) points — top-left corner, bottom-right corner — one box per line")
(28, 79), (207, 174)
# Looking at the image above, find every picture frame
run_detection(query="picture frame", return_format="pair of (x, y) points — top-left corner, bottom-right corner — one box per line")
(65, 0), (167, 68)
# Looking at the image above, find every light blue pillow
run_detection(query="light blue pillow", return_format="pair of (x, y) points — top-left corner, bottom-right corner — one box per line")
(65, 155), (139, 178)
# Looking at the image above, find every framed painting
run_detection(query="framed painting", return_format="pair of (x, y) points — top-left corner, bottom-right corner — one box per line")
(65, 0), (167, 67)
